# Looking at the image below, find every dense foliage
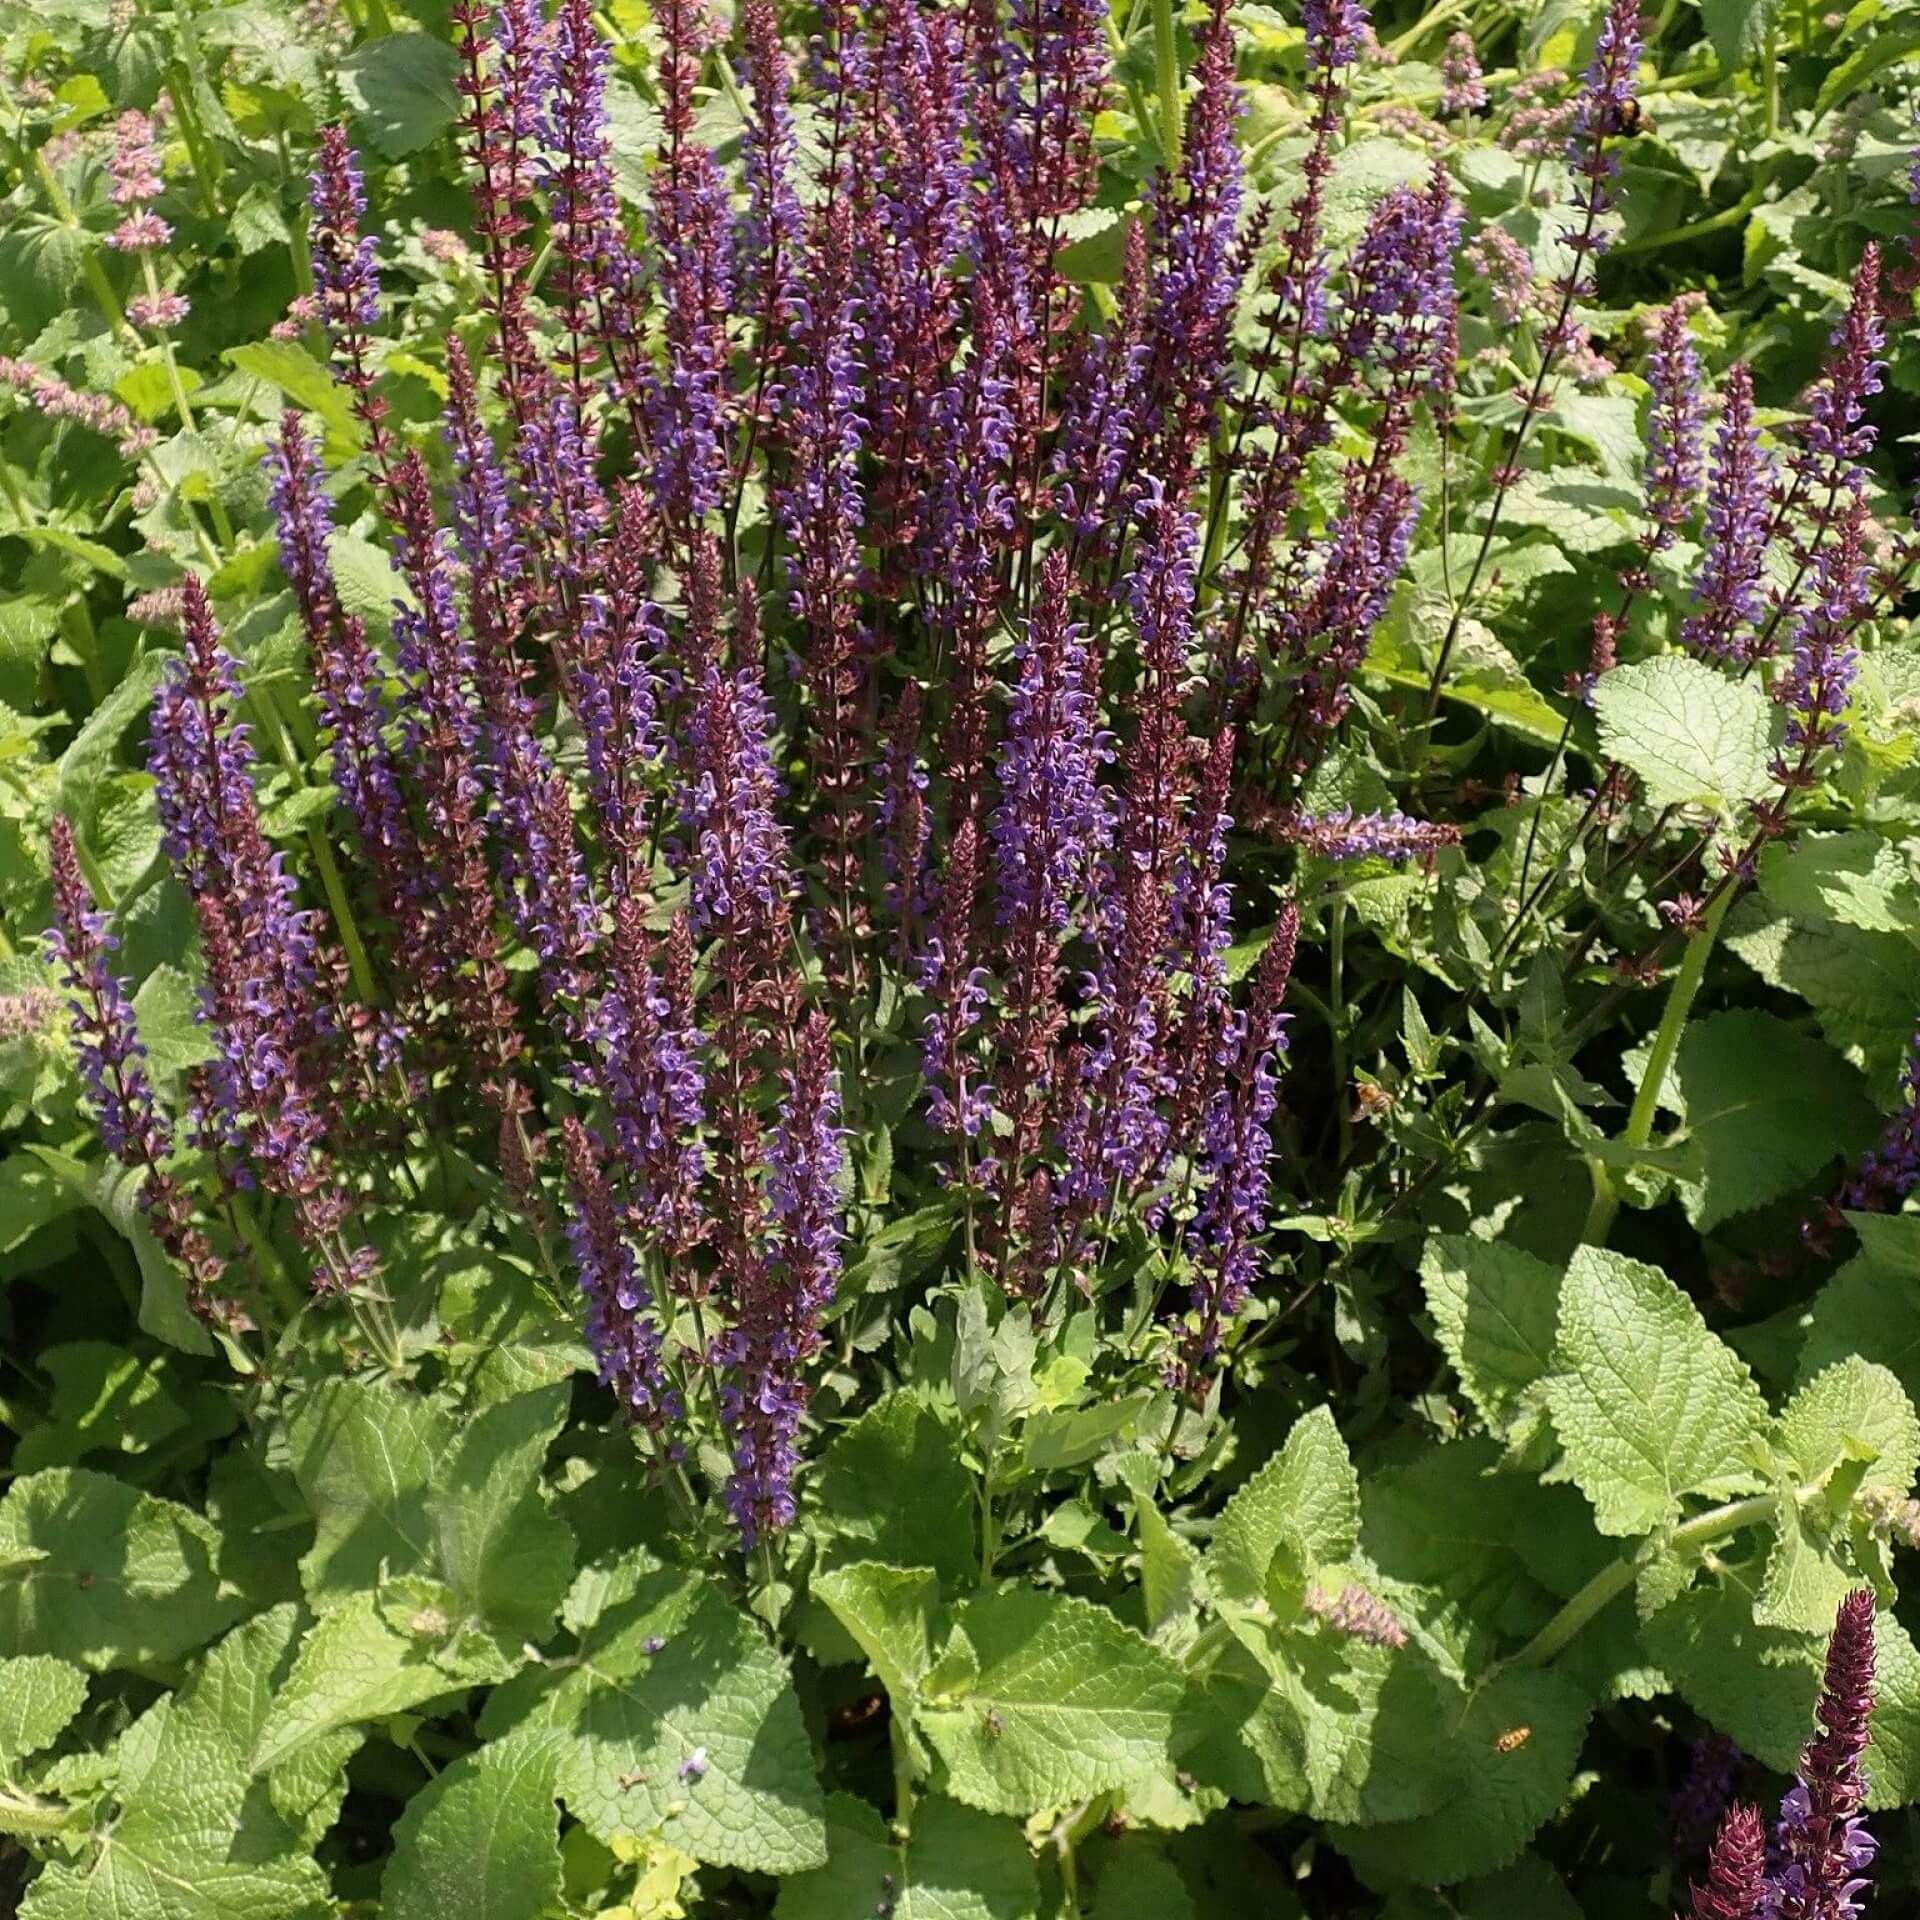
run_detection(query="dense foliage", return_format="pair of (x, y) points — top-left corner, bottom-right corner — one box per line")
(3, 0), (1920, 1911)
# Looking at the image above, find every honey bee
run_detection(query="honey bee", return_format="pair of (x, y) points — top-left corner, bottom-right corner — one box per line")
(1351, 1080), (1394, 1124)
(1493, 1725), (1533, 1753)
(984, 1709), (1006, 1739)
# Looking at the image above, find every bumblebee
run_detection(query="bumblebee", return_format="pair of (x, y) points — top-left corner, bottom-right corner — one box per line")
(1607, 97), (1645, 137)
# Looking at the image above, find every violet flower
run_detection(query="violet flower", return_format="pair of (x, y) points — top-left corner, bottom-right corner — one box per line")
(1179, 904), (1299, 1385)
(1440, 31), (1487, 113)
(1643, 302), (1706, 549)
(1843, 1025), (1920, 1215)
(46, 817), (232, 1324)
(1304, 1582), (1407, 1649)
(721, 1010), (845, 1548)
(559, 1115), (682, 1433)
(920, 816), (991, 1142)
(1769, 1589), (1877, 1920)
(1683, 365), (1777, 662)
(1286, 807), (1461, 863)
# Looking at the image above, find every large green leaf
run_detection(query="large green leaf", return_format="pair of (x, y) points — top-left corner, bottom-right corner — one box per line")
(777, 1792), (1038, 1920)
(383, 1733), (563, 1920)
(1593, 656), (1775, 812)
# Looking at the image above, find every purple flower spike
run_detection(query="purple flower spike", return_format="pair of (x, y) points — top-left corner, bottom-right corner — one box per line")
(1286, 807), (1461, 864)
(1689, 1803), (1768, 1920)
(1844, 1025), (1920, 1215)
(1179, 904), (1299, 1387)
(1683, 365), (1777, 663)
(1643, 302), (1705, 548)
(559, 1115), (682, 1434)
(722, 1011), (845, 1549)
(1769, 1589), (1877, 1920)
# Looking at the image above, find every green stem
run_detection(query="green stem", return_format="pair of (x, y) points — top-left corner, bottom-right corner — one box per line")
(1581, 886), (1732, 1245)
(1763, 23), (1779, 135)
(1151, 0), (1183, 172)
(890, 1716), (917, 1832)
(1509, 1490), (1786, 1670)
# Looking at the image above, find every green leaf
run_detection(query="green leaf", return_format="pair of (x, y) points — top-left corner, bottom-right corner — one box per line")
(383, 1733), (563, 1920)
(223, 339), (362, 450)
(814, 1562), (940, 1706)
(546, 1579), (826, 1874)
(1135, 1493), (1202, 1641)
(128, 964), (217, 1079)
(1699, 0), (1780, 75)
(53, 650), (172, 839)
(777, 1792), (1038, 1920)
(1755, 1488), (1859, 1635)
(0, 1655), (87, 1760)
(1419, 1235), (1560, 1437)
(1209, 1406), (1358, 1602)
(1760, 831), (1920, 936)
(1542, 1247), (1770, 1536)
(1814, 27), (1920, 114)
(815, 1394), (976, 1583)
(1778, 1357), (1920, 1498)
(430, 1382), (575, 1644)
(1670, 1012), (1871, 1230)
(1088, 1839), (1196, 1920)
(252, 1586), (515, 1769)
(1331, 1667), (1590, 1887)
(1023, 1394), (1154, 1471)
(12, 1342), (189, 1473)
(0, 1468), (238, 1670)
(1593, 656), (1775, 811)
(917, 1590), (1182, 1816)
(338, 31), (462, 157)
(1801, 1251), (1920, 1408)
(20, 1606), (329, 1920)
(288, 1378), (572, 1641)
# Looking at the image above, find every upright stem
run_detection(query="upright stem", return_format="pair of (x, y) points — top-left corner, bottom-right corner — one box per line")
(1580, 884), (1733, 1245)
(1151, 0), (1183, 171)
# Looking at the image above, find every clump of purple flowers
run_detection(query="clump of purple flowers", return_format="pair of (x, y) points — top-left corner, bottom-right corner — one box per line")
(1680, 1592), (1878, 1920)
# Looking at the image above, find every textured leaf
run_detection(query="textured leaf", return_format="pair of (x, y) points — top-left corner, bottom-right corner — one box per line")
(1760, 832), (1920, 936)
(1699, 0), (1780, 74)
(0, 1468), (238, 1670)
(815, 1394), (975, 1583)
(223, 341), (362, 452)
(778, 1793), (1036, 1920)
(1331, 1667), (1590, 1886)
(12, 1342), (189, 1473)
(21, 1606), (329, 1920)
(1755, 1489), (1859, 1635)
(1801, 1252), (1920, 1408)
(0, 1655), (87, 1760)
(1778, 1358), (1920, 1498)
(1135, 1493), (1202, 1640)
(1670, 1012), (1872, 1230)
(917, 1590), (1182, 1816)
(1542, 1248), (1770, 1536)
(1593, 656), (1775, 810)
(1419, 1235), (1560, 1436)
(1088, 1840), (1196, 1920)
(383, 1733), (563, 1920)
(814, 1562), (940, 1706)
(252, 1587), (514, 1770)
(1209, 1407), (1358, 1602)
(128, 965), (218, 1079)
(338, 31), (462, 157)
(548, 1580), (826, 1874)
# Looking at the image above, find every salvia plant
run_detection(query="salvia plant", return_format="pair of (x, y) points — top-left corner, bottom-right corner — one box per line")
(2, 0), (1920, 1911)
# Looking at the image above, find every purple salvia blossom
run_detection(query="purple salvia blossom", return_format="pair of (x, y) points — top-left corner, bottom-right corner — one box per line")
(1773, 496), (1870, 774)
(1642, 301), (1706, 547)
(1179, 904), (1299, 1385)
(989, 553), (1113, 1199)
(920, 816), (991, 1141)
(1138, 0), (1246, 491)
(683, 660), (794, 958)
(1691, 1805), (1769, 1920)
(778, 190), (869, 977)
(559, 1115), (682, 1432)
(738, 0), (804, 367)
(542, 0), (629, 385)
(1843, 1025), (1920, 1215)
(646, 0), (736, 532)
(264, 414), (427, 985)
(46, 817), (233, 1324)
(1769, 1589), (1877, 1920)
(1792, 248), (1886, 506)
(1304, 1582), (1407, 1649)
(1304, 0), (1369, 74)
(1287, 807), (1462, 863)
(107, 109), (163, 204)
(722, 1010), (845, 1548)
(308, 124), (376, 316)
(1054, 218), (1150, 541)
(1683, 365), (1777, 662)
(1167, 729), (1236, 1143)
(877, 680), (931, 944)
(1440, 31), (1487, 112)
(1563, 0), (1644, 253)
(446, 341), (597, 1011)
(589, 900), (707, 1255)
